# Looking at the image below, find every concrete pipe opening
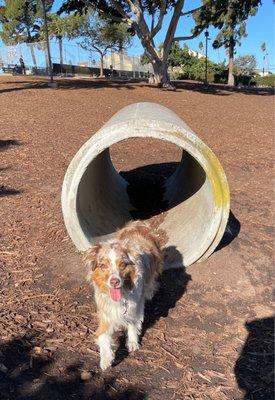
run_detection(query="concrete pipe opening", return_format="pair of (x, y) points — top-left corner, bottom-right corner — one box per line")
(62, 102), (230, 268)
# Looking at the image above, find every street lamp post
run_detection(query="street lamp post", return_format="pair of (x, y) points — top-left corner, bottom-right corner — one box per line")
(204, 30), (210, 85)
(263, 52), (269, 76)
(266, 52), (269, 74)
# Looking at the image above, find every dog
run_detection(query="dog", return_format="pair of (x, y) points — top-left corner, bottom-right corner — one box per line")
(85, 220), (163, 370)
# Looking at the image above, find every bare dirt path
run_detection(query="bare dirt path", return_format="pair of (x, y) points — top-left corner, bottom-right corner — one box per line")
(0, 76), (273, 400)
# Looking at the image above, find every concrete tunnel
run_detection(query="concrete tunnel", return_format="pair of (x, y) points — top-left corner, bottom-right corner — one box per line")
(61, 102), (230, 268)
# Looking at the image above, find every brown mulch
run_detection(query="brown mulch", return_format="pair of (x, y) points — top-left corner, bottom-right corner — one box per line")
(0, 76), (274, 400)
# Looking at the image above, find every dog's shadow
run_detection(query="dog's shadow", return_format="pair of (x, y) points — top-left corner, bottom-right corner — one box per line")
(114, 246), (191, 366)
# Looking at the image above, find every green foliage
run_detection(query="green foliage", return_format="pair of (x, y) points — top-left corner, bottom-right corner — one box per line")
(193, 0), (261, 85)
(254, 75), (275, 87)
(0, 0), (53, 44)
(193, 0), (261, 46)
(40, 12), (84, 41)
(60, 0), (177, 20)
(166, 43), (227, 83)
(76, 12), (132, 56)
(167, 42), (187, 67)
(140, 52), (150, 66)
(234, 54), (257, 75)
(182, 57), (213, 82)
(212, 21), (247, 51)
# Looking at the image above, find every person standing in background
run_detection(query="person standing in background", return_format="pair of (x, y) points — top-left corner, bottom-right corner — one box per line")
(19, 56), (26, 75)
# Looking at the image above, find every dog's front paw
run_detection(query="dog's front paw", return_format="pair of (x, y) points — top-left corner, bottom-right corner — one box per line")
(100, 351), (114, 370)
(127, 341), (140, 352)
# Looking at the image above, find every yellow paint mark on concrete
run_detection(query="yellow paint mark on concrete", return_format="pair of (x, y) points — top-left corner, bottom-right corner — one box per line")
(201, 144), (230, 209)
(165, 130), (230, 210)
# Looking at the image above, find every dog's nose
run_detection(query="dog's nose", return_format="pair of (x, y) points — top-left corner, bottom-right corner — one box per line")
(110, 276), (121, 288)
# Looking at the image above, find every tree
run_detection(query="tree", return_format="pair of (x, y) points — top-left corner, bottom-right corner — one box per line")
(167, 42), (186, 67)
(193, 0), (261, 86)
(234, 54), (256, 75)
(76, 12), (132, 77)
(213, 22), (247, 86)
(141, 42), (191, 68)
(40, 13), (83, 67)
(60, 1), (218, 88)
(260, 42), (267, 75)
(0, 0), (53, 68)
(60, 0), (261, 88)
(0, 0), (39, 67)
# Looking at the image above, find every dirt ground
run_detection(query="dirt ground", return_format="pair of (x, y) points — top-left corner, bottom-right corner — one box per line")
(0, 76), (273, 400)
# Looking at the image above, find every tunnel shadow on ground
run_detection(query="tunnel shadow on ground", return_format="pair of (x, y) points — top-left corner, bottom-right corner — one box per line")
(143, 247), (190, 333)
(216, 210), (241, 252)
(114, 247), (191, 366)
(234, 316), (274, 400)
(0, 332), (147, 400)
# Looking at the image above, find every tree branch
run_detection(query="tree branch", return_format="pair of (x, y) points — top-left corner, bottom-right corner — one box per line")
(163, 0), (185, 59)
(109, 0), (132, 25)
(173, 28), (204, 41)
(151, 1), (167, 38)
(180, 5), (203, 16)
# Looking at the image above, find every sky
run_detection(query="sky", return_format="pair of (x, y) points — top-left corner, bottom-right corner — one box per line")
(1, 0), (274, 71)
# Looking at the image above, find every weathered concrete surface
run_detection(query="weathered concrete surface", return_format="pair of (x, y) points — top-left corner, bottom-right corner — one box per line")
(61, 102), (230, 267)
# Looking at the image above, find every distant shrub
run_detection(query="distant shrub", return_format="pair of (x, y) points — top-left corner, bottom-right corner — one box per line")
(214, 71), (228, 84)
(235, 75), (256, 86)
(254, 75), (275, 87)
(168, 66), (184, 80)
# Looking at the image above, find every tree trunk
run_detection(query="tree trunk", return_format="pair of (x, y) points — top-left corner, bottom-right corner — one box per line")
(29, 44), (37, 69)
(228, 40), (235, 86)
(44, 46), (49, 72)
(58, 36), (63, 72)
(151, 59), (174, 89)
(26, 29), (37, 69)
(99, 54), (104, 77)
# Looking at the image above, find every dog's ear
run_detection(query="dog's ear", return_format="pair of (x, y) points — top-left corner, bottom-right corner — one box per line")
(85, 244), (101, 273)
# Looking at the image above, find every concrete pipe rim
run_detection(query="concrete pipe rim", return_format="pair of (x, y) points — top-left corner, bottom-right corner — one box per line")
(61, 117), (230, 268)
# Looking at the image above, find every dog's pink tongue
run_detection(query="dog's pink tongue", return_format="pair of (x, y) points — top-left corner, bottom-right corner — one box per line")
(110, 288), (122, 302)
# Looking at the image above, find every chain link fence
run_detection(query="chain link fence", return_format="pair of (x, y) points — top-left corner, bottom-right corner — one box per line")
(0, 40), (152, 77)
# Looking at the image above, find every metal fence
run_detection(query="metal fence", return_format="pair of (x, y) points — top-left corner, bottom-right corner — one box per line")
(0, 40), (152, 75)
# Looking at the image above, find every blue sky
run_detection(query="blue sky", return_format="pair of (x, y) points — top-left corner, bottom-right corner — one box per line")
(1, 0), (274, 70)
